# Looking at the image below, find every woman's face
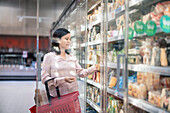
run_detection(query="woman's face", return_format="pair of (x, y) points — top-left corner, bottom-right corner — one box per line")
(59, 33), (71, 50)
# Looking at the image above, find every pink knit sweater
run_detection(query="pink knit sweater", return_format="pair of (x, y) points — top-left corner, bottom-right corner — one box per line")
(41, 52), (97, 97)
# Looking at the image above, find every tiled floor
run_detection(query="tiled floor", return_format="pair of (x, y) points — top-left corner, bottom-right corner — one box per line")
(0, 80), (85, 113)
(0, 81), (36, 113)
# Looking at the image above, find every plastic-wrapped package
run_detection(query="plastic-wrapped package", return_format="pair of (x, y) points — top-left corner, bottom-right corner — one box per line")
(160, 48), (168, 66)
(131, 83), (147, 99)
(108, 69), (117, 88)
(148, 90), (162, 107)
(161, 77), (170, 88)
(145, 73), (160, 91)
(151, 43), (160, 66)
(107, 50), (113, 62)
(109, 77), (117, 88)
(161, 88), (170, 111)
(164, 7), (170, 16)
(155, 44), (161, 66)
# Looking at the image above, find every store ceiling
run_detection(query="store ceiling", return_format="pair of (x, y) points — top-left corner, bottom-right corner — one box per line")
(0, 0), (71, 36)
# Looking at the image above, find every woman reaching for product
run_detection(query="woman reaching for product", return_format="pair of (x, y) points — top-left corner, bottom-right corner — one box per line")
(41, 28), (99, 97)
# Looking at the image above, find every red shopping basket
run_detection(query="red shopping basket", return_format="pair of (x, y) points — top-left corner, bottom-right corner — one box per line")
(31, 78), (81, 113)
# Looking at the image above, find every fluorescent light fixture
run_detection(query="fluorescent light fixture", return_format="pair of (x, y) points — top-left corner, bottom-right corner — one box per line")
(17, 16), (52, 22)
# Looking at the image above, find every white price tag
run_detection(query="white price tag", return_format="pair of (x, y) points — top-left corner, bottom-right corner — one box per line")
(22, 51), (28, 58)
(158, 110), (166, 113)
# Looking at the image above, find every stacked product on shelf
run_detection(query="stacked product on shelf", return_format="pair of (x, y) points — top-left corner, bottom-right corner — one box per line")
(74, 0), (170, 112)
(87, 85), (100, 106)
(85, 1), (103, 112)
(106, 0), (170, 112)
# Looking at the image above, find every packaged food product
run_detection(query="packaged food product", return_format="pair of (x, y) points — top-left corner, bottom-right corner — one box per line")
(148, 90), (161, 107)
(95, 72), (100, 83)
(161, 88), (170, 111)
(161, 77), (170, 88)
(128, 82), (133, 96)
(151, 43), (161, 66)
(142, 13), (151, 24)
(109, 77), (117, 88)
(145, 73), (160, 91)
(160, 48), (168, 66)
(164, 7), (170, 16)
(137, 72), (144, 85)
(154, 3), (165, 14)
(131, 83), (147, 99)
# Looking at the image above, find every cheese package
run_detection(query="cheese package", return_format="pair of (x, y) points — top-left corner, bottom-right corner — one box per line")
(145, 73), (160, 91)
(161, 88), (170, 111)
(130, 83), (147, 99)
(137, 72), (145, 85)
(148, 90), (162, 107)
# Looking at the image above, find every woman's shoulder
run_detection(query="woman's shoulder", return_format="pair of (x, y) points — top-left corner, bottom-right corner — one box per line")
(44, 52), (56, 58)
(67, 54), (77, 61)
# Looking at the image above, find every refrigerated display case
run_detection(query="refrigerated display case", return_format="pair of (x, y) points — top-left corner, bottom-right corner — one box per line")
(52, 0), (170, 113)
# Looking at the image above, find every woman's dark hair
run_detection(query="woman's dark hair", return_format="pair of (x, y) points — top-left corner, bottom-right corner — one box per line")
(51, 28), (70, 55)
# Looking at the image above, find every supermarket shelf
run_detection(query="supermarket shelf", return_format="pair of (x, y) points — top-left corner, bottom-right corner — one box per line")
(87, 60), (95, 65)
(107, 62), (170, 76)
(108, 0), (143, 22)
(88, 19), (101, 30)
(107, 88), (169, 113)
(133, 26), (162, 38)
(86, 99), (101, 113)
(81, 35), (124, 47)
(108, 36), (124, 42)
(107, 62), (123, 69)
(80, 43), (86, 47)
(128, 97), (169, 113)
(88, 0), (101, 13)
(87, 79), (101, 89)
(107, 26), (162, 43)
(107, 88), (123, 99)
(128, 64), (170, 76)
(88, 40), (101, 46)
(0, 69), (36, 76)
(108, 0), (161, 22)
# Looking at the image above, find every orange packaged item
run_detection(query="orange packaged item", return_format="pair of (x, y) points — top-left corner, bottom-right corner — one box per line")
(164, 7), (170, 16)
(96, 72), (100, 83)
(109, 77), (117, 88)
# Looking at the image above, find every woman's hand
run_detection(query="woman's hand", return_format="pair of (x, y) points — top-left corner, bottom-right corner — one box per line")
(64, 77), (76, 83)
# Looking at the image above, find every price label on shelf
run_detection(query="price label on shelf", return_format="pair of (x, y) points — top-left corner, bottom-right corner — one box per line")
(22, 51), (28, 58)
(158, 109), (167, 113)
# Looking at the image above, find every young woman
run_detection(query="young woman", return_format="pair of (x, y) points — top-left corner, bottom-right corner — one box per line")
(41, 28), (99, 97)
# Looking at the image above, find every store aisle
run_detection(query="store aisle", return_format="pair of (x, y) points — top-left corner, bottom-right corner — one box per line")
(0, 81), (36, 113)
(0, 80), (85, 113)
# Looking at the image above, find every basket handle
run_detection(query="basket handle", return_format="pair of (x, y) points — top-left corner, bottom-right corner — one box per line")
(45, 78), (60, 104)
